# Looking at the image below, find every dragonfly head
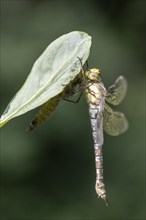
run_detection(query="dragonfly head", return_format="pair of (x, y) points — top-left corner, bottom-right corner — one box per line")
(85, 68), (101, 82)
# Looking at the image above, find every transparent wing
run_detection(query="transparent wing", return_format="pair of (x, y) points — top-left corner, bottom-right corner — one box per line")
(106, 75), (127, 105)
(103, 104), (128, 136)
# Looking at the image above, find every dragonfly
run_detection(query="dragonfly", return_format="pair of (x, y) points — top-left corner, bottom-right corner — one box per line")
(26, 63), (128, 206)
(83, 68), (128, 206)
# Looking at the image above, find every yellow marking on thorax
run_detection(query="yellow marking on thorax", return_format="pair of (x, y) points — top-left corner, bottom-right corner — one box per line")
(86, 83), (102, 105)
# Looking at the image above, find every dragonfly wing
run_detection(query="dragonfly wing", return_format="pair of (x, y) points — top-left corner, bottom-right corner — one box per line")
(103, 104), (128, 136)
(106, 75), (127, 105)
(26, 94), (61, 131)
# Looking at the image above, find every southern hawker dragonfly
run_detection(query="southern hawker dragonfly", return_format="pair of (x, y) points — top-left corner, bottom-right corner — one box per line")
(26, 64), (128, 206)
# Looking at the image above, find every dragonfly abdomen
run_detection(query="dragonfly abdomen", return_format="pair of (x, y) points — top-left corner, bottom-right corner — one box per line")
(86, 80), (108, 205)
(89, 104), (108, 206)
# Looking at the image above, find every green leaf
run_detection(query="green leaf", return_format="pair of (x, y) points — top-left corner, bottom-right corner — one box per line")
(0, 31), (92, 127)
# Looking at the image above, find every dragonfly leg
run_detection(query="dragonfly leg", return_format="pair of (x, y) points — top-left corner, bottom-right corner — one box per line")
(77, 56), (89, 72)
(86, 60), (89, 70)
(77, 56), (84, 74)
(77, 56), (87, 84)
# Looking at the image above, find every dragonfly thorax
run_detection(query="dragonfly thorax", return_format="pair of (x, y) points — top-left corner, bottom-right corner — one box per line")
(85, 68), (101, 82)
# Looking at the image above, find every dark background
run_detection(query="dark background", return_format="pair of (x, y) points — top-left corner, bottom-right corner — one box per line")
(0, 0), (145, 219)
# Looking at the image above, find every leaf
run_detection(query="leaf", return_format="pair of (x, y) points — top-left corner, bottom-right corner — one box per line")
(0, 31), (92, 127)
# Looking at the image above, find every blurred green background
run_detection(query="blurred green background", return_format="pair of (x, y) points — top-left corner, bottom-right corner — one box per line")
(0, 1), (145, 219)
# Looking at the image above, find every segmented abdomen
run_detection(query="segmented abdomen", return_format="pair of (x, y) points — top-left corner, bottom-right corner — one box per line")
(86, 82), (108, 205)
